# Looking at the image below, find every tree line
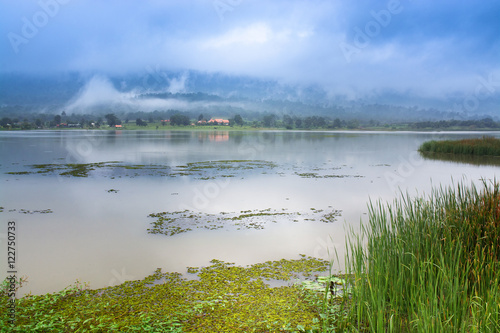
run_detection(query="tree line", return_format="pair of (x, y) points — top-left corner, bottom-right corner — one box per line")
(1, 110), (498, 131)
(409, 118), (499, 129)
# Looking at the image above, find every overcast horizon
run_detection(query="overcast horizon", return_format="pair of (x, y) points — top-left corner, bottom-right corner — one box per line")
(1, 0), (500, 109)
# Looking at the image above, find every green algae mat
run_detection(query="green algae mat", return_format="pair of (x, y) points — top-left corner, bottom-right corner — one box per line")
(147, 208), (342, 236)
(1, 256), (349, 332)
(5, 160), (278, 179)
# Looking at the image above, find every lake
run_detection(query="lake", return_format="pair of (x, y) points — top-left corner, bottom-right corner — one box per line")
(1, 130), (499, 296)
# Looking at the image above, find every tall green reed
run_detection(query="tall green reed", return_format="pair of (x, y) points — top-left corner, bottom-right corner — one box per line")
(419, 136), (500, 156)
(339, 180), (500, 332)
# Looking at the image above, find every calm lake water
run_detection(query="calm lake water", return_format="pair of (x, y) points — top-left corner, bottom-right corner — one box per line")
(1, 130), (499, 296)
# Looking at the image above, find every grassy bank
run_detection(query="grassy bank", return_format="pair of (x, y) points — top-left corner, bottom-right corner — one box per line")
(419, 136), (500, 156)
(340, 181), (500, 331)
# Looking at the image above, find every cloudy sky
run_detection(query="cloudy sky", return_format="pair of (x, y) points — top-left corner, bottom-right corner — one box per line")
(1, 0), (499, 101)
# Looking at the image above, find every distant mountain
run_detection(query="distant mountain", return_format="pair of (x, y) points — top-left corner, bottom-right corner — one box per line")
(0, 71), (498, 121)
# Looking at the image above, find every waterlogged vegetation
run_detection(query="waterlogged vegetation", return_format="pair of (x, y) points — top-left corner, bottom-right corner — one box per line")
(6, 159), (367, 183)
(419, 136), (500, 156)
(1, 256), (350, 332)
(148, 208), (343, 236)
(5, 161), (155, 178)
(295, 172), (364, 179)
(5, 160), (278, 179)
(341, 181), (500, 331)
(17, 208), (53, 214)
(418, 151), (500, 166)
(0, 207), (53, 214)
(175, 160), (278, 179)
(292, 164), (364, 179)
(419, 137), (500, 166)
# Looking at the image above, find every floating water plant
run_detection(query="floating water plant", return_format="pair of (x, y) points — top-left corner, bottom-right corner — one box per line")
(5, 160), (280, 179)
(295, 172), (364, 179)
(0, 256), (336, 332)
(147, 208), (342, 236)
(18, 209), (53, 214)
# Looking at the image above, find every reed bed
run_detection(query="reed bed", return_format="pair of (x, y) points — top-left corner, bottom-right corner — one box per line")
(419, 136), (500, 156)
(340, 180), (500, 332)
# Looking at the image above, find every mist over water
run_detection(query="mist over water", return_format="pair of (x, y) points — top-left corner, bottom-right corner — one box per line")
(0, 130), (499, 296)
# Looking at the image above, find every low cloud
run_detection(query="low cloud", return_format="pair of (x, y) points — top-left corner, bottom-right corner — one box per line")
(66, 76), (132, 109)
(65, 75), (246, 113)
(167, 72), (189, 94)
(2, 0), (499, 108)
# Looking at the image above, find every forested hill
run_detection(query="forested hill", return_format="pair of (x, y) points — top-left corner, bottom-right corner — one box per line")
(0, 72), (498, 122)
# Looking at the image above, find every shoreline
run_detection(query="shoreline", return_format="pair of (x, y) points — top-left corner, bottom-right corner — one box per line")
(2, 126), (500, 133)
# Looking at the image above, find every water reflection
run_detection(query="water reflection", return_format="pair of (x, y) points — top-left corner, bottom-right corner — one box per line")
(420, 151), (500, 166)
(1, 130), (499, 296)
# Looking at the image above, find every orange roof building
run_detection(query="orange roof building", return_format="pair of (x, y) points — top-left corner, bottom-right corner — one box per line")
(208, 119), (229, 125)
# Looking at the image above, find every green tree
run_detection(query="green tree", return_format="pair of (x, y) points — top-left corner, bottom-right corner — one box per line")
(170, 114), (190, 126)
(262, 114), (277, 127)
(303, 117), (313, 128)
(54, 115), (61, 125)
(136, 118), (147, 126)
(105, 114), (121, 127)
(1, 117), (13, 128)
(283, 115), (293, 129)
(294, 117), (302, 128)
(347, 119), (359, 129)
(21, 121), (32, 130)
(312, 116), (326, 128)
(233, 114), (244, 126)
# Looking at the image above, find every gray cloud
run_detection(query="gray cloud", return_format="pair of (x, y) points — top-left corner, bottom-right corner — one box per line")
(1, 0), (499, 105)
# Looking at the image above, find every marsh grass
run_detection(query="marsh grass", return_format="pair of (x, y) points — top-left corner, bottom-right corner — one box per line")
(419, 136), (500, 156)
(339, 180), (500, 332)
(419, 151), (500, 167)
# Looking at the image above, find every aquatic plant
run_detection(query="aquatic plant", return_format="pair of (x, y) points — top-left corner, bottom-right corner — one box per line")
(1, 257), (333, 332)
(147, 208), (342, 236)
(18, 209), (53, 214)
(419, 150), (500, 166)
(5, 160), (279, 179)
(295, 172), (364, 179)
(419, 136), (500, 156)
(341, 180), (500, 331)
